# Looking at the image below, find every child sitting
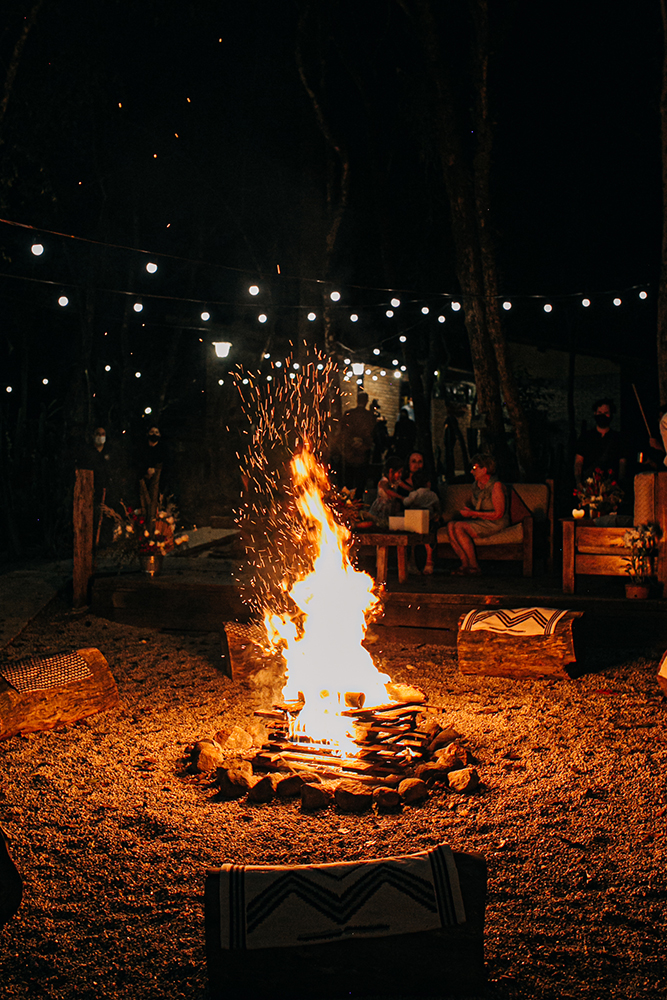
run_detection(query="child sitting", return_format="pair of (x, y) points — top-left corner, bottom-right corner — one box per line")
(368, 456), (405, 528)
(402, 469), (441, 574)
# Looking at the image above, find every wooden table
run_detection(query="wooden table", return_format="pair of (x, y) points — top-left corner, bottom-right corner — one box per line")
(561, 518), (631, 594)
(351, 531), (410, 584)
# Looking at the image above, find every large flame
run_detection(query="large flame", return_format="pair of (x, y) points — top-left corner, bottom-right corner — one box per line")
(265, 447), (392, 751)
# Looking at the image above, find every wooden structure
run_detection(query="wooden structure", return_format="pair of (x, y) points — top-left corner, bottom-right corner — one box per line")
(436, 480), (554, 577)
(457, 610), (583, 679)
(204, 850), (487, 1000)
(351, 530), (410, 583)
(0, 647), (118, 740)
(73, 469), (94, 607)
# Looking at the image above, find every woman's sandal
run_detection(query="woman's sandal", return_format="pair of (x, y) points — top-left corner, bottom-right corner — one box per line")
(423, 563), (434, 575)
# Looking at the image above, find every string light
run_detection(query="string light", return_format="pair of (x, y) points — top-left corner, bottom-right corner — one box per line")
(393, 370), (401, 379)
(421, 306), (429, 315)
(582, 298), (591, 308)
(307, 312), (316, 321)
(31, 243), (44, 256)
(386, 309), (394, 318)
(248, 285), (259, 296)
(613, 297), (622, 307)
(380, 370), (386, 376)
(275, 361), (282, 368)
(438, 315), (445, 323)
(365, 368), (371, 375)
(258, 313), (268, 323)
(146, 262), (158, 273)
(373, 348), (381, 355)
(42, 378), (49, 385)
(133, 302), (143, 313)
(266, 375), (272, 381)
(451, 301), (461, 311)
(330, 291), (341, 301)
(263, 353), (271, 359)
(144, 407), (152, 414)
(135, 372), (141, 378)
(350, 314), (358, 322)
(639, 291), (648, 300)
(105, 365), (111, 371)
(543, 303), (553, 313)
(399, 335), (407, 343)
(58, 296), (68, 307)
(344, 358), (351, 364)
(352, 362), (365, 376)
(503, 301), (512, 311)
(316, 363), (324, 370)
(390, 297), (401, 308)
(6, 386), (12, 393)
(392, 359), (399, 366)
(400, 365), (406, 372)
(292, 362), (300, 370)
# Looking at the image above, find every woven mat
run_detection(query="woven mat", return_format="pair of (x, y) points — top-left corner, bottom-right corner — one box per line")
(460, 607), (569, 636)
(1, 652), (92, 693)
(216, 844), (465, 950)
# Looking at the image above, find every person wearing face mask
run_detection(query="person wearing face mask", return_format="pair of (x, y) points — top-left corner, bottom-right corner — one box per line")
(139, 426), (166, 487)
(76, 426), (112, 500)
(573, 399), (628, 489)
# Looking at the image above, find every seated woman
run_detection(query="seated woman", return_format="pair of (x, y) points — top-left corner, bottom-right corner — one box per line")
(402, 469), (441, 574)
(447, 453), (509, 576)
(395, 451), (427, 498)
(368, 456), (404, 528)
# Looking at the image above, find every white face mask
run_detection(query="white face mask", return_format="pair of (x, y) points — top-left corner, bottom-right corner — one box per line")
(94, 435), (106, 445)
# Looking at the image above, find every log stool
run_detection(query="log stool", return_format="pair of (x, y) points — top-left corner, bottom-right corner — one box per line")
(205, 845), (486, 999)
(457, 607), (583, 679)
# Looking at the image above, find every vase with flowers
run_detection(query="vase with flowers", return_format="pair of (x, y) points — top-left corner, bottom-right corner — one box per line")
(101, 495), (189, 575)
(622, 522), (661, 598)
(573, 467), (624, 518)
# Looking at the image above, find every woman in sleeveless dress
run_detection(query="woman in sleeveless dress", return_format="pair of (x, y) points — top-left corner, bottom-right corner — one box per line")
(447, 453), (509, 575)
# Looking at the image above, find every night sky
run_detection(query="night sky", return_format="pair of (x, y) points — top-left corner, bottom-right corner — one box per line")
(0, 0), (663, 415)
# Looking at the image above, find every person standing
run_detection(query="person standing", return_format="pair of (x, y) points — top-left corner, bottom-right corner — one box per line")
(573, 399), (628, 488)
(341, 392), (376, 499)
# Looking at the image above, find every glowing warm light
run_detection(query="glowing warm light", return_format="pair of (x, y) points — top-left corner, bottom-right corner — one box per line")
(399, 335), (407, 342)
(344, 358), (351, 365)
(400, 365), (407, 372)
(249, 285), (260, 296)
(438, 315), (445, 323)
(290, 373), (297, 380)
(201, 311), (210, 321)
(386, 309), (394, 318)
(372, 375), (378, 380)
(6, 386), (12, 393)
(421, 306), (430, 315)
(264, 353), (271, 359)
(639, 291), (648, 300)
(503, 301), (512, 311)
(451, 301), (461, 311)
(307, 312), (316, 321)
(365, 369), (371, 375)
(242, 378), (249, 385)
(135, 372), (141, 378)
(258, 313), (268, 324)
(275, 361), (282, 368)
(613, 297), (622, 306)
(31, 243), (44, 256)
(218, 379), (225, 385)
(393, 370), (402, 379)
(544, 303), (553, 313)
(316, 363), (324, 370)
(293, 363), (300, 370)
(380, 370), (386, 376)
(390, 297), (401, 308)
(146, 262), (158, 273)
(58, 296), (68, 307)
(330, 291), (341, 301)
(351, 362), (365, 376)
(350, 314), (358, 322)
(582, 298), (591, 307)
(266, 375), (272, 381)
(105, 365), (111, 371)
(392, 359), (399, 366)
(42, 378), (49, 385)
(144, 407), (152, 414)
(373, 348), (380, 355)
(213, 341), (232, 358)
(133, 302), (143, 313)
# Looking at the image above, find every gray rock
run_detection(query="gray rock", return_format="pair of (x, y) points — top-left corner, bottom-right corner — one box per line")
(398, 778), (429, 804)
(334, 781), (374, 813)
(447, 767), (480, 794)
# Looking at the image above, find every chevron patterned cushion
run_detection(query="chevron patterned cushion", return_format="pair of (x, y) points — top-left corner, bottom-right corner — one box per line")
(215, 845), (466, 950)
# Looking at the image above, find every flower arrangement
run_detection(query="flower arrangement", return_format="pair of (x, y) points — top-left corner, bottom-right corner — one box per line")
(101, 496), (189, 561)
(574, 467), (624, 516)
(622, 522), (661, 584)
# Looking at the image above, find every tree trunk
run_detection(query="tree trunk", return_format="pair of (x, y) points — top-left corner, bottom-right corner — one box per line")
(658, 0), (667, 403)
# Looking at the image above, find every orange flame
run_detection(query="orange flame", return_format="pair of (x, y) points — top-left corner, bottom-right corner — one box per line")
(265, 446), (391, 751)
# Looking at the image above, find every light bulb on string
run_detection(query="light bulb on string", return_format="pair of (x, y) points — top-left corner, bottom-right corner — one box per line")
(390, 297), (401, 308)
(249, 285), (259, 296)
(373, 348), (381, 355)
(613, 297), (622, 307)
(502, 301), (512, 311)
(399, 335), (407, 343)
(135, 372), (141, 378)
(263, 353), (271, 359)
(639, 291), (648, 300)
(582, 298), (591, 308)
(258, 314), (268, 324)
(42, 378), (49, 385)
(438, 315), (445, 323)
(218, 379), (225, 385)
(105, 365), (111, 372)
(380, 370), (386, 376)
(317, 363), (324, 370)
(350, 314), (358, 323)
(400, 365), (406, 372)
(421, 306), (429, 315)
(58, 296), (69, 307)
(201, 312), (210, 322)
(133, 302), (143, 313)
(356, 378), (362, 385)
(392, 359), (399, 366)
(393, 370), (402, 379)
(266, 375), (272, 382)
(344, 358), (351, 365)
(31, 243), (44, 256)
(6, 386), (12, 393)
(451, 301), (461, 311)
(144, 407), (152, 415)
(365, 369), (371, 375)
(386, 310), (394, 318)
(293, 363), (300, 370)
(543, 303), (553, 313)
(275, 361), (282, 368)
(146, 262), (158, 273)
(307, 312), (316, 322)
(330, 291), (341, 302)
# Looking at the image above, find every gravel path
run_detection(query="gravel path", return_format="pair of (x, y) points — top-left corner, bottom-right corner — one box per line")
(0, 593), (665, 999)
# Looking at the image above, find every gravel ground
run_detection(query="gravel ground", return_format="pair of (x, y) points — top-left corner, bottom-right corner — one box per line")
(0, 592), (666, 999)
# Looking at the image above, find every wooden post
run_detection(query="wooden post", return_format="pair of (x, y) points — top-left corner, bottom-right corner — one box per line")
(73, 469), (94, 608)
(562, 519), (575, 594)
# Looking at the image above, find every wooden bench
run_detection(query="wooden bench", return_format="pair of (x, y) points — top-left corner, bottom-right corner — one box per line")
(436, 480), (554, 577)
(351, 531), (410, 584)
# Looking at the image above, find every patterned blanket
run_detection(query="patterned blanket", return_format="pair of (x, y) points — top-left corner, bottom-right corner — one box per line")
(215, 845), (466, 950)
(0, 652), (92, 693)
(459, 607), (569, 636)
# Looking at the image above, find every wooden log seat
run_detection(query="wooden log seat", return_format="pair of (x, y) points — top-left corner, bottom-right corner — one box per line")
(457, 607), (583, 679)
(205, 845), (487, 999)
(0, 647), (119, 740)
(436, 480), (554, 578)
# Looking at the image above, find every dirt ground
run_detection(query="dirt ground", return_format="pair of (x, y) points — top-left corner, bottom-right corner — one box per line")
(0, 591), (666, 1000)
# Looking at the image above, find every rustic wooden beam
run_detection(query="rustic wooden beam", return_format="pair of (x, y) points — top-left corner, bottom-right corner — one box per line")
(73, 469), (94, 608)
